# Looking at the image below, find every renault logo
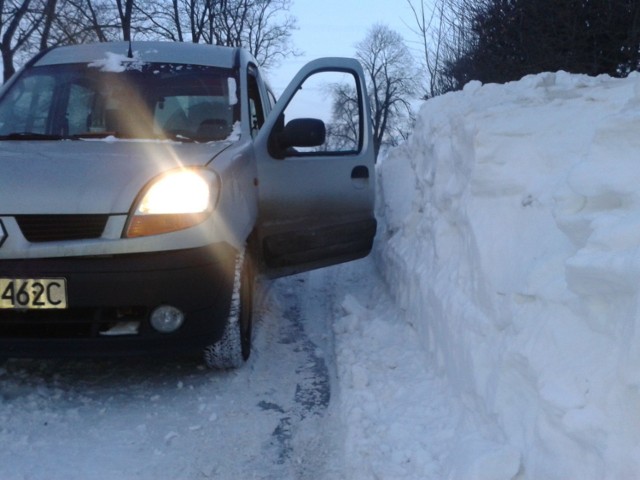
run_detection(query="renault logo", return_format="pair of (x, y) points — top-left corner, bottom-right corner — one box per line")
(0, 220), (6, 248)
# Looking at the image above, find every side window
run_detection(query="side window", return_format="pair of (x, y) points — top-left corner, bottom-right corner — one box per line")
(281, 71), (361, 154)
(247, 67), (265, 138)
(267, 89), (277, 109)
(0, 75), (55, 135)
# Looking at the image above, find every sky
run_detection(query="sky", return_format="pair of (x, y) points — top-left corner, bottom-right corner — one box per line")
(267, 0), (421, 95)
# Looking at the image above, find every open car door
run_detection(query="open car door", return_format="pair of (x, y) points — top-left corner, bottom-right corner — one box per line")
(254, 58), (377, 278)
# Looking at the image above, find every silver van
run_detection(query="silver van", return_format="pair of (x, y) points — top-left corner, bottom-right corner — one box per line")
(0, 41), (376, 368)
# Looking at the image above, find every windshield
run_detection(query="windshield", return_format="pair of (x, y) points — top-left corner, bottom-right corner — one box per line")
(0, 62), (240, 142)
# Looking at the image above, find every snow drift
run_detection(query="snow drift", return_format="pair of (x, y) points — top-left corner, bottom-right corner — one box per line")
(377, 71), (640, 478)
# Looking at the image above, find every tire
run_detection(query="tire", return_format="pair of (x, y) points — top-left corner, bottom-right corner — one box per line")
(203, 248), (253, 369)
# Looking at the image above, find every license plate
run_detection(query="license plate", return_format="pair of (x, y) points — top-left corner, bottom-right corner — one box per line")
(0, 278), (67, 309)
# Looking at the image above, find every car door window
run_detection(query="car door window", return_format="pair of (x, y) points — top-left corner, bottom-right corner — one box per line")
(280, 71), (361, 154)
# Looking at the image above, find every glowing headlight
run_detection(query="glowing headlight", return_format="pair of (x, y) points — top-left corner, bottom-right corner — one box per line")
(139, 170), (211, 214)
(124, 169), (219, 238)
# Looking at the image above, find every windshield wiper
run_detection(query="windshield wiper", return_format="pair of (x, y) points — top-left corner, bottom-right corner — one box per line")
(0, 131), (132, 141)
(161, 131), (197, 143)
(0, 131), (204, 143)
(70, 132), (118, 140)
(0, 132), (66, 141)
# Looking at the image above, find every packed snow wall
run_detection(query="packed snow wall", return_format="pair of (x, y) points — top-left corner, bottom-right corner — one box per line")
(376, 71), (640, 479)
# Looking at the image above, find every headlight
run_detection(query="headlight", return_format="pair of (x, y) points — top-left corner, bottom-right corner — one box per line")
(124, 169), (219, 238)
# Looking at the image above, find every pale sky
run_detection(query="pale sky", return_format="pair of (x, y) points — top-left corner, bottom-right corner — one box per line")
(267, 0), (420, 95)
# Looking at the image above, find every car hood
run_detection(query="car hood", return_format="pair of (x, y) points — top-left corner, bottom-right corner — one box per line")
(0, 140), (231, 214)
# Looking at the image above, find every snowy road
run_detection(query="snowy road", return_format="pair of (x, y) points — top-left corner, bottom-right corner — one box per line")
(0, 263), (351, 479)
(0, 255), (462, 479)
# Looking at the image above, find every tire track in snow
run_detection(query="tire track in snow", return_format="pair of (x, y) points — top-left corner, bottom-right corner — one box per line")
(260, 280), (331, 465)
(246, 271), (341, 478)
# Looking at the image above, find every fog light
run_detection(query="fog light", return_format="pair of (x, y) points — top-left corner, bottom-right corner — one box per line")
(150, 305), (185, 333)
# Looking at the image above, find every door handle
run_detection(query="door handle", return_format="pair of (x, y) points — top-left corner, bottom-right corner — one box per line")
(351, 166), (369, 179)
(351, 166), (370, 189)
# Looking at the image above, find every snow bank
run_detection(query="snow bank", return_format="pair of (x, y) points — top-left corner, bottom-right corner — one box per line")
(377, 71), (640, 478)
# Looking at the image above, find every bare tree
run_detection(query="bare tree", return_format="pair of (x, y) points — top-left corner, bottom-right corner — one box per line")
(38, 0), (57, 49)
(406, 0), (474, 97)
(136, 0), (299, 70)
(48, 0), (144, 46)
(1, 0), (299, 82)
(49, 0), (113, 44)
(0, 0), (48, 81)
(115, 0), (133, 40)
(240, 0), (298, 69)
(352, 24), (418, 158)
(21, 0), (121, 60)
(407, 0), (444, 98)
(128, 0), (183, 42)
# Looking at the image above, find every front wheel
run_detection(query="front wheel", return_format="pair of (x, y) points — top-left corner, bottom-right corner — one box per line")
(203, 248), (253, 369)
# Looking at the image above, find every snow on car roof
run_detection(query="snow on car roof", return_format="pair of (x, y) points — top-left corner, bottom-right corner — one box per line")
(35, 41), (239, 69)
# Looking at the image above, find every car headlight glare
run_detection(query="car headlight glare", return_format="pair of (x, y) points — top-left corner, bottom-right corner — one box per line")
(139, 171), (211, 214)
(125, 169), (219, 238)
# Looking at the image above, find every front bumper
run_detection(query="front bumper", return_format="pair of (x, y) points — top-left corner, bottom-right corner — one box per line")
(0, 244), (237, 358)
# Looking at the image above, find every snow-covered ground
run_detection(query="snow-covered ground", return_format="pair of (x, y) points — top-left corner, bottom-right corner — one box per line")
(3, 70), (640, 479)
(0, 271), (344, 479)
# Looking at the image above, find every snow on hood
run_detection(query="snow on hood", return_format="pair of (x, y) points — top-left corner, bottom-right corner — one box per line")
(0, 140), (231, 215)
(377, 70), (640, 478)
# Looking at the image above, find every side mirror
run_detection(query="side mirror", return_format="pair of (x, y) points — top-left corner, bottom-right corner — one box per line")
(279, 118), (326, 149)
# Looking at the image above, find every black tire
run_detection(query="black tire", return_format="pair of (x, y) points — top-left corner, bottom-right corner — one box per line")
(203, 248), (253, 369)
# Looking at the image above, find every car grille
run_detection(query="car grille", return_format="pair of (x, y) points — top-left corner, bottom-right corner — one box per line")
(15, 215), (110, 242)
